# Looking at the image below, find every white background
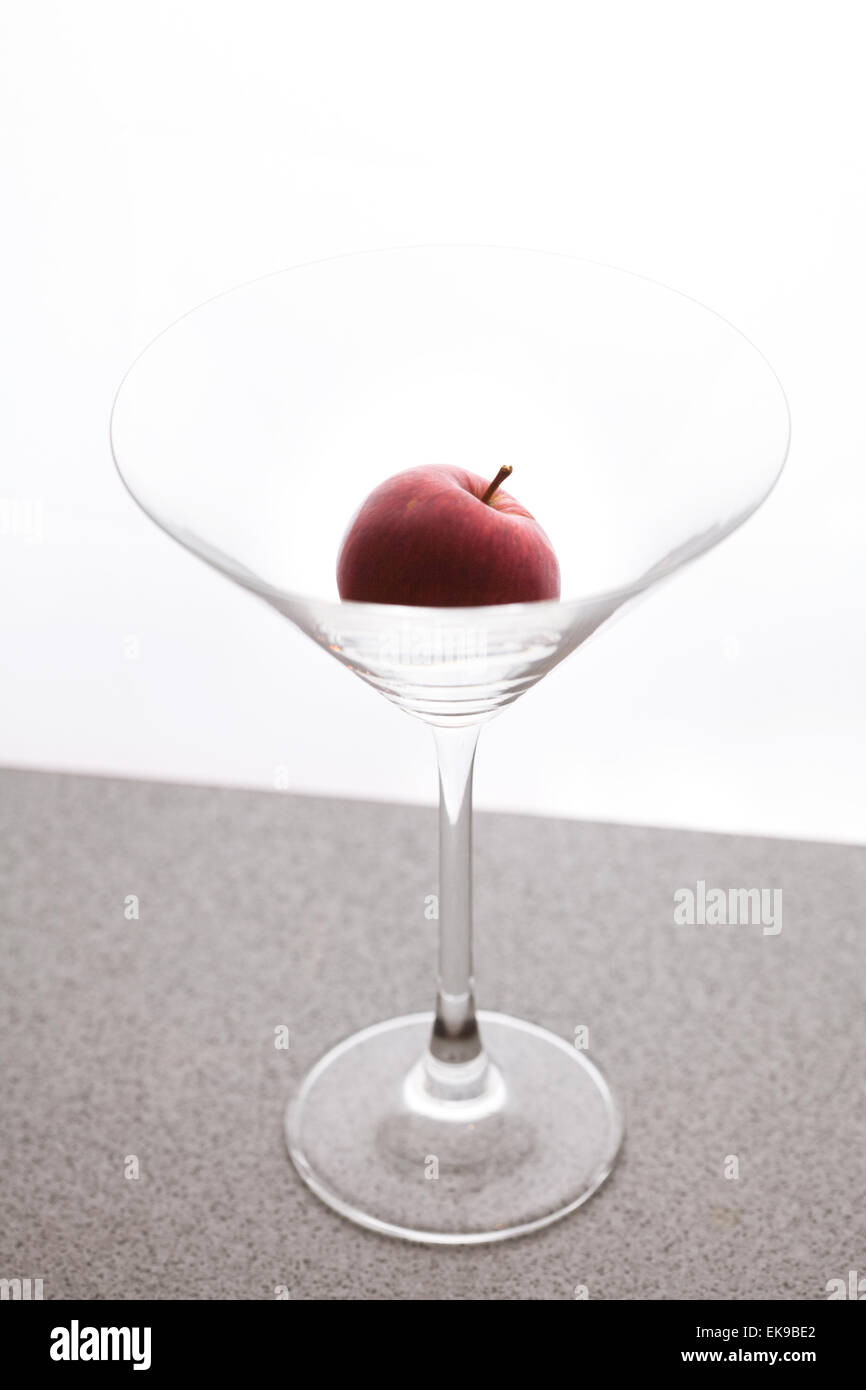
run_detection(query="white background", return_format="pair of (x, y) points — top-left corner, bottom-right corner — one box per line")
(1, 0), (864, 844)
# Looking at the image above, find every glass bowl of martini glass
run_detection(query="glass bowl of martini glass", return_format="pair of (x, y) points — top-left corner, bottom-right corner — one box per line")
(110, 246), (790, 1244)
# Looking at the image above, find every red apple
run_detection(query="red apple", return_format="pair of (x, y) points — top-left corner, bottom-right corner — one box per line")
(336, 464), (560, 606)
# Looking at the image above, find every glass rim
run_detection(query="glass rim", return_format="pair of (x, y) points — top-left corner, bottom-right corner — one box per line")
(109, 242), (792, 618)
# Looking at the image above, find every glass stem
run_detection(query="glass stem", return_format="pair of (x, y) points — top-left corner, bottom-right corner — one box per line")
(429, 724), (483, 1067)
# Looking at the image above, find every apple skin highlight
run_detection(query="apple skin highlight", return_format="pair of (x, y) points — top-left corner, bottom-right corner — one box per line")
(336, 464), (561, 607)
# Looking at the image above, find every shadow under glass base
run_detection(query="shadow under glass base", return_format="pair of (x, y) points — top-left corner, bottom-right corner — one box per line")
(285, 1010), (624, 1245)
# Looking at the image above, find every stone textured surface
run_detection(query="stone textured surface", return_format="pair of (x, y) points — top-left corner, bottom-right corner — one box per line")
(0, 766), (863, 1300)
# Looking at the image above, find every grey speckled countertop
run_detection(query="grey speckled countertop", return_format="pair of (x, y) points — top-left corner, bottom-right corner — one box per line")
(1, 767), (864, 1300)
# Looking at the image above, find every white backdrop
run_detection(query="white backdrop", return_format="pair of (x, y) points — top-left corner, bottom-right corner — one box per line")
(1, 0), (864, 844)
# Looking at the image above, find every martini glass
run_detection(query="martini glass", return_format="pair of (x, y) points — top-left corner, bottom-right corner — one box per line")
(110, 247), (790, 1243)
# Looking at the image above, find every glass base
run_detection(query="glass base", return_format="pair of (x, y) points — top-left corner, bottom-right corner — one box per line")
(285, 1010), (623, 1244)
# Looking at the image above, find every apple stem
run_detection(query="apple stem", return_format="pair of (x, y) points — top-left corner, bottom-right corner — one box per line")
(480, 464), (513, 505)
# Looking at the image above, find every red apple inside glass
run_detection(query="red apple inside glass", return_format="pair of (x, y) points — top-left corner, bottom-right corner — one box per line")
(336, 465), (561, 607)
